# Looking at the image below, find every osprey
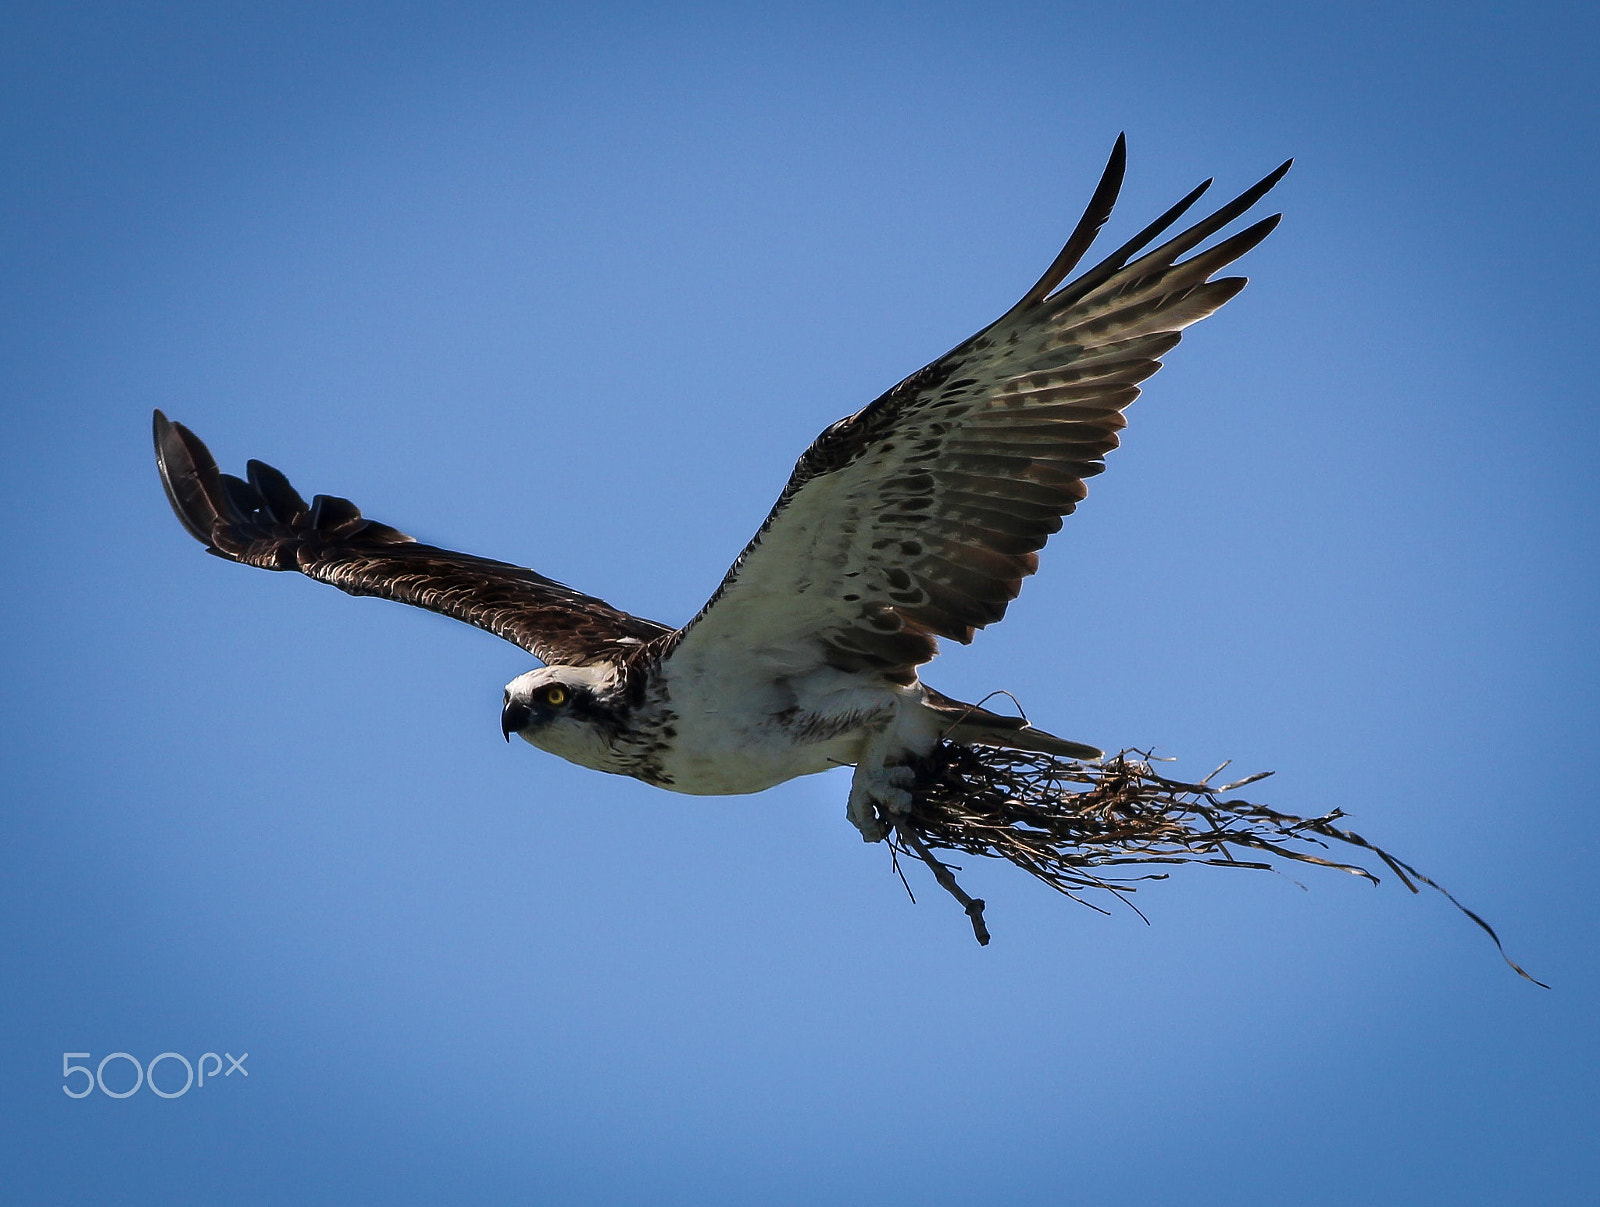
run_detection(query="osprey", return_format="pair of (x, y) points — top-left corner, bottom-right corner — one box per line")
(154, 137), (1288, 844)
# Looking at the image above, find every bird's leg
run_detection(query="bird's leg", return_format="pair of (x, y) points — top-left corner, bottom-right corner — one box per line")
(846, 727), (916, 843)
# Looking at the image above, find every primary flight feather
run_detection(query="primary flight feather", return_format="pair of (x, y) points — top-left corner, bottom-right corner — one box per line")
(155, 136), (1288, 843)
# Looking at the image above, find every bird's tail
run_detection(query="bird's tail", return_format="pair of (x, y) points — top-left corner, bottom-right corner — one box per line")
(920, 686), (1102, 761)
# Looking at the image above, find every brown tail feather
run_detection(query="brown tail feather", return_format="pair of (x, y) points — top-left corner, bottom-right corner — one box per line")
(922, 686), (1102, 760)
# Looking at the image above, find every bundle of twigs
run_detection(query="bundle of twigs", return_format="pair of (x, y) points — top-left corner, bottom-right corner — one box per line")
(889, 741), (1542, 984)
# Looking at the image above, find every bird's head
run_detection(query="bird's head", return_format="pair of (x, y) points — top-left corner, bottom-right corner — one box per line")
(501, 664), (625, 771)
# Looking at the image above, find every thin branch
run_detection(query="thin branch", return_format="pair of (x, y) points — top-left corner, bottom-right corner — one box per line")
(887, 742), (1544, 985)
(892, 819), (990, 945)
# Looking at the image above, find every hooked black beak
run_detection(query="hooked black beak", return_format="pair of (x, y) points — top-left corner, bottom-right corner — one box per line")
(501, 697), (532, 742)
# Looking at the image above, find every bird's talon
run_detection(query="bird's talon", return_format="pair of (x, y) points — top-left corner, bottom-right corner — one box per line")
(847, 762), (917, 841)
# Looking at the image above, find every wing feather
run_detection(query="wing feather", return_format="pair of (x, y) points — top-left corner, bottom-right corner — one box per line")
(154, 412), (669, 666)
(667, 141), (1289, 683)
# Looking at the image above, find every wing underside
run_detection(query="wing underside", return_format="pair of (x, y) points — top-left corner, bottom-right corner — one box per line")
(666, 137), (1289, 684)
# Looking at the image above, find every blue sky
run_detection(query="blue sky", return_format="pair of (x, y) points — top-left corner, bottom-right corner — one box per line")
(3, 2), (1597, 1203)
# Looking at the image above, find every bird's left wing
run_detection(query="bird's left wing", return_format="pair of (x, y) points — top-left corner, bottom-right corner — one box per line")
(665, 139), (1288, 685)
(153, 412), (671, 666)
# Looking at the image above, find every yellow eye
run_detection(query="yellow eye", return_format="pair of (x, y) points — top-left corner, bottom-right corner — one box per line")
(543, 685), (567, 706)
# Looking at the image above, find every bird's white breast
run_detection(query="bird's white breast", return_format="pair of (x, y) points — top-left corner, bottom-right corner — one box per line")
(653, 663), (909, 795)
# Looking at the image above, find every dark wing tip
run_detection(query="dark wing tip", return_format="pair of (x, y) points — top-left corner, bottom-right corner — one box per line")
(309, 493), (364, 531)
(153, 409), (225, 545)
(1040, 151), (1293, 315)
(154, 412), (422, 566)
(247, 458), (310, 522)
(1004, 135), (1130, 320)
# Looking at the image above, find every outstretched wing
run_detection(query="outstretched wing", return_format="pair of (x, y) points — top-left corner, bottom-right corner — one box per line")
(667, 137), (1289, 685)
(153, 412), (671, 666)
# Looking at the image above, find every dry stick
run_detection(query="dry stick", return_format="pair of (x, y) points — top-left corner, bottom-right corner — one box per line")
(894, 742), (1545, 983)
(893, 818), (990, 945)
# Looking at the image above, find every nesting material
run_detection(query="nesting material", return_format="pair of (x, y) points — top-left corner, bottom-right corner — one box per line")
(889, 741), (1541, 984)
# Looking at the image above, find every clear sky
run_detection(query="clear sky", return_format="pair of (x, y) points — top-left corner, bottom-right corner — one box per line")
(3, 2), (1597, 1203)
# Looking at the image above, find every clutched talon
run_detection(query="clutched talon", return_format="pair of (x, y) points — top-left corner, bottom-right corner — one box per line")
(848, 806), (890, 844)
(881, 763), (915, 793)
(846, 762), (917, 843)
(846, 781), (890, 842)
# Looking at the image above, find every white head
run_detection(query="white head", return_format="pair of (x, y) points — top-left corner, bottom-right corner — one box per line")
(500, 664), (625, 772)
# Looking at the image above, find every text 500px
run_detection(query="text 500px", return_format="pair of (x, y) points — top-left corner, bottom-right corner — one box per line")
(62, 1051), (248, 1098)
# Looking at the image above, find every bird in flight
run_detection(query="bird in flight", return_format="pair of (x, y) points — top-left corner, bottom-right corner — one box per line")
(155, 136), (1288, 844)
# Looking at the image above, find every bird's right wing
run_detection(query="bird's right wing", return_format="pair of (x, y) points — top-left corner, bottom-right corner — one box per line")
(153, 412), (671, 666)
